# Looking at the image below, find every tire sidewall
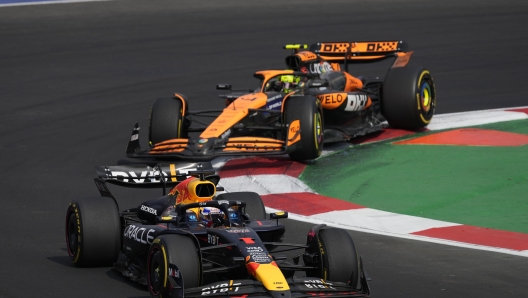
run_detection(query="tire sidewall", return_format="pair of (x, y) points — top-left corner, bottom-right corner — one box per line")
(284, 96), (324, 161)
(319, 228), (359, 288)
(65, 197), (120, 267)
(381, 66), (436, 129)
(149, 96), (187, 146)
(148, 235), (201, 298)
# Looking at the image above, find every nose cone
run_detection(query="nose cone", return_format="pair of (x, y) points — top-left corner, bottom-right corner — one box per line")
(246, 262), (290, 292)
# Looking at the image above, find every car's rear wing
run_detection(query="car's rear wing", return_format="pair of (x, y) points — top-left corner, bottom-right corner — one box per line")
(285, 41), (413, 68)
(94, 162), (216, 199)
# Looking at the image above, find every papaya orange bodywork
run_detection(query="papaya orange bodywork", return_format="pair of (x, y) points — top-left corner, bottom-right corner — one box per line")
(223, 137), (284, 152)
(150, 138), (188, 153)
(287, 120), (301, 146)
(200, 93), (268, 139)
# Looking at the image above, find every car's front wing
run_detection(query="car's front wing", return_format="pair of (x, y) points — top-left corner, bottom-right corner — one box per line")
(183, 276), (370, 298)
(126, 123), (296, 160)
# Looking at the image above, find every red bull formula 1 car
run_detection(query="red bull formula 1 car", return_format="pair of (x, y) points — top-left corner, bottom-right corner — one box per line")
(65, 162), (370, 298)
(126, 41), (435, 161)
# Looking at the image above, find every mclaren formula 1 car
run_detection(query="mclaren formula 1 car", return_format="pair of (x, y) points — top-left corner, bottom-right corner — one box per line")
(65, 162), (370, 298)
(126, 40), (435, 162)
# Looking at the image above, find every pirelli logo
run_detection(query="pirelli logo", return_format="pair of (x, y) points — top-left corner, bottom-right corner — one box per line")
(319, 41), (399, 53)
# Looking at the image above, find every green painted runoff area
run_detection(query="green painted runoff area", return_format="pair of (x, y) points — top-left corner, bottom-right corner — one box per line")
(300, 119), (528, 234)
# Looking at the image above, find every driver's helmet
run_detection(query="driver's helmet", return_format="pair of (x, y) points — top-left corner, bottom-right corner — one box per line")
(201, 207), (225, 227)
(278, 74), (301, 93)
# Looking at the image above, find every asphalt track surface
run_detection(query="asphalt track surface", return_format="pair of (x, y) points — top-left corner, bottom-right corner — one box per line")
(1, 0), (528, 297)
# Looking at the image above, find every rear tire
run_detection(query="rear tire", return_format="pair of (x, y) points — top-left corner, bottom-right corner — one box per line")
(215, 192), (266, 220)
(65, 197), (120, 267)
(149, 95), (188, 146)
(317, 228), (359, 288)
(284, 96), (324, 161)
(147, 235), (201, 298)
(382, 66), (436, 129)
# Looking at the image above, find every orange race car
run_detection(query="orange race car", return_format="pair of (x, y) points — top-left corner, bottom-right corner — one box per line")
(126, 41), (436, 161)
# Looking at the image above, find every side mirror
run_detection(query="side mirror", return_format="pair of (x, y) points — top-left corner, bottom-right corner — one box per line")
(156, 215), (180, 224)
(269, 212), (288, 220)
(216, 84), (232, 90)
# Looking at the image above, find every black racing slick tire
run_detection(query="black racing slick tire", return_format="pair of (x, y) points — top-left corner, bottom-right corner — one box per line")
(284, 96), (324, 161)
(148, 235), (201, 298)
(318, 228), (360, 289)
(65, 197), (120, 267)
(216, 192), (266, 220)
(381, 66), (436, 129)
(149, 94), (188, 146)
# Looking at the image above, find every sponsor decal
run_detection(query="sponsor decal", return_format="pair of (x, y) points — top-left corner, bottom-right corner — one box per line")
(318, 93), (346, 109)
(309, 62), (333, 74)
(287, 120), (301, 146)
(140, 205), (157, 215)
(130, 133), (139, 141)
(169, 267), (180, 278)
(322, 43), (349, 53)
(246, 246), (271, 263)
(110, 169), (198, 183)
(267, 95), (282, 102)
(290, 124), (299, 134)
(319, 42), (398, 53)
(226, 228), (250, 233)
(344, 94), (368, 112)
(366, 42), (397, 52)
(123, 225), (156, 244)
(208, 234), (219, 245)
(201, 282), (241, 295)
(198, 139), (208, 144)
(266, 94), (283, 110)
(297, 51), (317, 61)
(267, 101), (282, 109)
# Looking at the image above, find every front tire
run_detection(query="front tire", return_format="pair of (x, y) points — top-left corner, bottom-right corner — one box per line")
(382, 66), (436, 129)
(149, 95), (188, 146)
(148, 235), (201, 298)
(284, 96), (324, 161)
(65, 197), (120, 267)
(317, 228), (360, 288)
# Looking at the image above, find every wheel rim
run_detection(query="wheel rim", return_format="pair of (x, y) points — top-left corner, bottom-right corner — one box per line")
(419, 81), (432, 113)
(66, 212), (78, 257)
(149, 248), (164, 296)
(313, 112), (323, 149)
